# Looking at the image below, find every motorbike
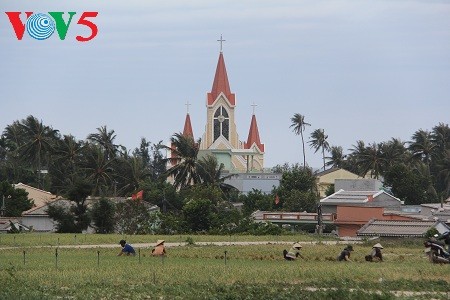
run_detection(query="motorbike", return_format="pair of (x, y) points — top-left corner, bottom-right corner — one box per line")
(424, 237), (450, 264)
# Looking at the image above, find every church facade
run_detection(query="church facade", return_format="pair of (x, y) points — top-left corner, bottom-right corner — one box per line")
(182, 49), (265, 173)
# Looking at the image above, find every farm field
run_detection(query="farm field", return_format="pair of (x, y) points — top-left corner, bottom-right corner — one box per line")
(1, 234), (449, 299)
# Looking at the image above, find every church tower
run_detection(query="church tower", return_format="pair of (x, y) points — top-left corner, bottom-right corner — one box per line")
(199, 37), (264, 173)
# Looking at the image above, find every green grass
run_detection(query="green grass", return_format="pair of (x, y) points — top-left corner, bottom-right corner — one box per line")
(0, 232), (333, 247)
(0, 236), (449, 299)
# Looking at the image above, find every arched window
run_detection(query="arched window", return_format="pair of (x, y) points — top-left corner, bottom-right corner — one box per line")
(213, 106), (229, 141)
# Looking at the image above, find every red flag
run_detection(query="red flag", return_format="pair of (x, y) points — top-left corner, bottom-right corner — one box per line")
(131, 190), (143, 200)
(275, 194), (280, 205)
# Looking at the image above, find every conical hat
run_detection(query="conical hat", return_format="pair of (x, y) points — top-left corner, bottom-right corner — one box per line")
(373, 243), (383, 249)
(293, 243), (302, 248)
(156, 240), (165, 246)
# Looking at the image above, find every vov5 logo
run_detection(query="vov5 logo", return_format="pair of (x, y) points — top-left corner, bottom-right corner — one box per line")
(6, 12), (98, 42)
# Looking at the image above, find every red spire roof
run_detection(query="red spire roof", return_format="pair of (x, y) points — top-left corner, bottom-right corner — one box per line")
(244, 114), (264, 152)
(207, 52), (235, 105)
(183, 113), (194, 138)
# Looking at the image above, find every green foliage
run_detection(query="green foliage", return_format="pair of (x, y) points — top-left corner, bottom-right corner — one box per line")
(384, 163), (436, 204)
(182, 185), (224, 205)
(274, 164), (319, 212)
(91, 198), (116, 233)
(157, 211), (186, 234)
(0, 181), (33, 217)
(47, 178), (93, 233)
(241, 189), (274, 216)
(183, 198), (215, 232)
(425, 227), (439, 238)
(324, 184), (335, 197)
(185, 236), (195, 245)
(247, 221), (283, 235)
(115, 200), (161, 234)
(281, 189), (317, 212)
(46, 203), (79, 233)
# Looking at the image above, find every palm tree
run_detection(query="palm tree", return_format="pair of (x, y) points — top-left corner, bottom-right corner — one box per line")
(436, 150), (450, 199)
(18, 116), (60, 188)
(381, 138), (408, 168)
(87, 125), (119, 160)
(290, 113), (310, 169)
(82, 145), (115, 196)
(50, 135), (85, 193)
(325, 146), (346, 169)
(197, 154), (237, 194)
(309, 128), (330, 171)
(114, 155), (152, 196)
(408, 129), (436, 175)
(431, 123), (450, 153)
(162, 133), (201, 190)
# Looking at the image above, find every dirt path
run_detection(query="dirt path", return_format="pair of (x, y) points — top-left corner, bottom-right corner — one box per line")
(0, 240), (361, 250)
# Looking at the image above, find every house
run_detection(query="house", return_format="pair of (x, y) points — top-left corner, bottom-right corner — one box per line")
(357, 219), (450, 238)
(320, 189), (404, 215)
(315, 168), (364, 197)
(14, 182), (58, 209)
(224, 172), (281, 194)
(334, 206), (424, 237)
(0, 218), (29, 233)
(21, 202), (59, 232)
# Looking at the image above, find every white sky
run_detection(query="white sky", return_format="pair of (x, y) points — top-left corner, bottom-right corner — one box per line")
(1, 0), (449, 168)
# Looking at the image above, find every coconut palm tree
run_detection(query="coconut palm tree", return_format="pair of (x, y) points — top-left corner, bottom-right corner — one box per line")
(87, 125), (119, 160)
(325, 146), (346, 169)
(408, 129), (436, 176)
(309, 128), (330, 171)
(162, 133), (201, 190)
(196, 154), (237, 194)
(18, 116), (60, 188)
(381, 138), (408, 169)
(81, 144), (115, 196)
(290, 113), (310, 169)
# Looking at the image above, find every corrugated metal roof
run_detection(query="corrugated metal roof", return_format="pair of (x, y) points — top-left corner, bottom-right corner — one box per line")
(357, 220), (443, 237)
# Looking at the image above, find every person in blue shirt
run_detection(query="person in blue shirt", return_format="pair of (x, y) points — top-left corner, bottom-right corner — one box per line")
(118, 240), (136, 256)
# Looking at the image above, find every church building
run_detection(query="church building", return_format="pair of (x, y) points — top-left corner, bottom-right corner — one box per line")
(181, 44), (265, 173)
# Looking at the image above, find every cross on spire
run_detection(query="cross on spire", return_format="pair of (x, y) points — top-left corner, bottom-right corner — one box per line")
(251, 102), (258, 115)
(185, 101), (191, 114)
(217, 34), (226, 52)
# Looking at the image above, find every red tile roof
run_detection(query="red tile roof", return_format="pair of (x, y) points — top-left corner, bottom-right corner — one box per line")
(183, 113), (194, 138)
(207, 52), (235, 105)
(244, 114), (264, 152)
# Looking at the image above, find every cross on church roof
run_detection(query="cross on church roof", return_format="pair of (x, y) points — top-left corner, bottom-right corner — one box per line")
(185, 101), (191, 114)
(217, 34), (226, 52)
(251, 102), (257, 115)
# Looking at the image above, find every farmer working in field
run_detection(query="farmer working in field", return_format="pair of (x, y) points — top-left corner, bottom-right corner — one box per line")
(337, 245), (354, 261)
(283, 242), (304, 261)
(152, 239), (166, 256)
(365, 243), (383, 262)
(118, 240), (136, 256)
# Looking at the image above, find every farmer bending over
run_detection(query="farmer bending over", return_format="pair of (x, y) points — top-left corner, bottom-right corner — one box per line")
(152, 239), (166, 256)
(365, 243), (383, 262)
(283, 242), (304, 261)
(337, 245), (354, 261)
(118, 240), (136, 256)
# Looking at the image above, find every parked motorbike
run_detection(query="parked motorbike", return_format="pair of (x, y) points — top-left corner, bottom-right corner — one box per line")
(424, 238), (450, 264)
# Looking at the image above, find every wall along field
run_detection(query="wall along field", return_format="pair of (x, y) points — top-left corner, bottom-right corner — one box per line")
(1, 234), (449, 299)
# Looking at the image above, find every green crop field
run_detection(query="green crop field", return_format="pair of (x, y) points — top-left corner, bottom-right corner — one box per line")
(1, 234), (449, 299)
